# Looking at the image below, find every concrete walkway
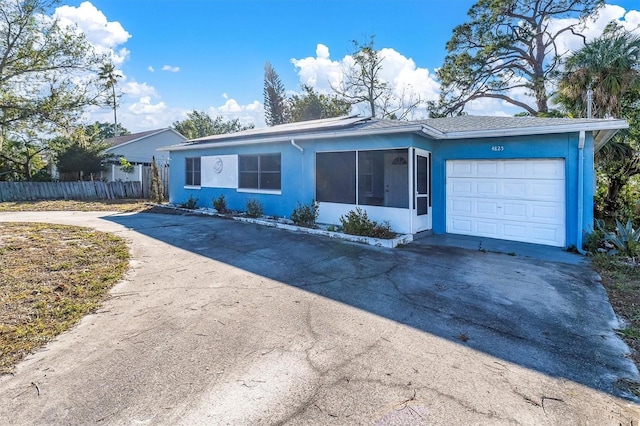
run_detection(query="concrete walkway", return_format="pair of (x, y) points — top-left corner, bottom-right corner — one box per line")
(0, 211), (638, 425)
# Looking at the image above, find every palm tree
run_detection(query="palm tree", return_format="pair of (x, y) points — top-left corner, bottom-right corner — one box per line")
(555, 24), (640, 119)
(555, 24), (640, 218)
(98, 63), (121, 137)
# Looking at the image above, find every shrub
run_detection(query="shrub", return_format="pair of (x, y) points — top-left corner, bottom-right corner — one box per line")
(150, 156), (164, 204)
(246, 198), (263, 218)
(179, 195), (198, 210)
(213, 194), (227, 213)
(596, 218), (640, 257)
(290, 200), (319, 228)
(584, 228), (605, 254)
(339, 207), (395, 239)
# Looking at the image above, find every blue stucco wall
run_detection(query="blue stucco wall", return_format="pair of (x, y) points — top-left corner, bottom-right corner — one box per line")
(411, 132), (594, 247)
(168, 130), (594, 247)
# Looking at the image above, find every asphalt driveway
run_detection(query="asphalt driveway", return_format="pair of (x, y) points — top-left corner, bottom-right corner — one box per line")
(0, 211), (639, 425)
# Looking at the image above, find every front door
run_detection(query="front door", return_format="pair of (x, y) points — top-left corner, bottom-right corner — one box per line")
(414, 148), (431, 232)
(384, 152), (408, 208)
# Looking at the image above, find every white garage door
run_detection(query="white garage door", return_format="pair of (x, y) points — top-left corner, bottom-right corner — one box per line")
(446, 159), (565, 247)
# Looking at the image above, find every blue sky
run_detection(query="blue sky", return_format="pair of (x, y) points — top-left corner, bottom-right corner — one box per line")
(55, 1), (640, 132)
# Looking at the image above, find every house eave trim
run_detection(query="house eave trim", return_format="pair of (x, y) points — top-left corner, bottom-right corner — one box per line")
(435, 120), (628, 140)
(159, 119), (628, 152)
(159, 126), (425, 152)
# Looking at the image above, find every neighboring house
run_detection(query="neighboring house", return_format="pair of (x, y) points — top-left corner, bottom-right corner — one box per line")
(160, 115), (627, 248)
(102, 128), (187, 182)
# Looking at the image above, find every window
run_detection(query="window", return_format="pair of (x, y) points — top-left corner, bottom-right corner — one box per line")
(185, 157), (201, 186)
(239, 154), (281, 190)
(316, 152), (356, 204)
(316, 149), (408, 208)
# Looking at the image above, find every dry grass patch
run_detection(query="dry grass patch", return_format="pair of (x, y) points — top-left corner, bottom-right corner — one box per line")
(592, 254), (640, 396)
(0, 199), (150, 213)
(0, 222), (129, 374)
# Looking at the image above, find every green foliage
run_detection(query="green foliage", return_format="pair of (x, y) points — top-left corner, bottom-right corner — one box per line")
(289, 86), (351, 122)
(596, 218), (640, 257)
(264, 62), (289, 126)
(0, 138), (48, 181)
(119, 157), (134, 174)
(56, 133), (107, 181)
(150, 156), (164, 203)
(179, 195), (198, 210)
(434, 0), (604, 116)
(172, 110), (254, 139)
(97, 62), (122, 136)
(0, 0), (108, 144)
(212, 194), (227, 213)
(339, 207), (395, 239)
(85, 122), (130, 141)
(290, 200), (319, 228)
(584, 228), (605, 253)
(245, 199), (263, 218)
(555, 24), (640, 119)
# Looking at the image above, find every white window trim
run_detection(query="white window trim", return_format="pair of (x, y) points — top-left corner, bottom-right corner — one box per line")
(237, 188), (281, 195)
(183, 185), (201, 190)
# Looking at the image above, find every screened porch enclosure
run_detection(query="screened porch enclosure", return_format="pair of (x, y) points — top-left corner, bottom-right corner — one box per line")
(315, 148), (409, 208)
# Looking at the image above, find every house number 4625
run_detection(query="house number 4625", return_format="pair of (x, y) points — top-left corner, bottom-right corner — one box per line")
(491, 146), (504, 152)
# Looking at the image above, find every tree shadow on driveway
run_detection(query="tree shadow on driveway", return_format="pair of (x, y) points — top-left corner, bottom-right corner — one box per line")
(105, 212), (639, 401)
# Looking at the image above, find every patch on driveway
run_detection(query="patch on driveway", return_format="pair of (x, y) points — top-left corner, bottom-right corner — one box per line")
(0, 211), (638, 425)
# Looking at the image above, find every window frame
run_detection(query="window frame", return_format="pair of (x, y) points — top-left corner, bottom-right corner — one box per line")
(185, 157), (201, 187)
(238, 153), (281, 193)
(315, 148), (409, 208)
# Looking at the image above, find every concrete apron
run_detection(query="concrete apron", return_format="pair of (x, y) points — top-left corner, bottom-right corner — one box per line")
(0, 211), (638, 425)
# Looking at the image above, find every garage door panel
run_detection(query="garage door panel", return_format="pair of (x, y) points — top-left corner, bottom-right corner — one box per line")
(477, 182), (499, 195)
(446, 159), (565, 247)
(448, 159), (565, 180)
(449, 178), (563, 202)
(502, 203), (526, 219)
(477, 201), (499, 215)
(450, 218), (472, 233)
(475, 221), (499, 236)
(503, 223), (528, 239)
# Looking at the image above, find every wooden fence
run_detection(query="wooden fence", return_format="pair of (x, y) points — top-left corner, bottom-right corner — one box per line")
(142, 164), (169, 200)
(0, 181), (143, 202)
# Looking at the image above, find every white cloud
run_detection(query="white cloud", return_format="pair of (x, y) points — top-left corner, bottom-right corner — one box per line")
(128, 96), (167, 115)
(549, 4), (640, 57)
(291, 43), (440, 119)
(208, 99), (265, 128)
(290, 44), (345, 93)
(54, 2), (131, 65)
(122, 81), (158, 98)
(148, 66), (155, 73)
(162, 65), (181, 73)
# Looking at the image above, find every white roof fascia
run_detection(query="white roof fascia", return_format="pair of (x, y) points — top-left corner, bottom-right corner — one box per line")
(105, 128), (186, 152)
(159, 125), (425, 152)
(159, 119), (628, 152)
(435, 120), (628, 140)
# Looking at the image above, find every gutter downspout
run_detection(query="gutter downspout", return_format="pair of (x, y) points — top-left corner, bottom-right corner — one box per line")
(291, 139), (304, 153)
(291, 139), (305, 209)
(577, 130), (586, 255)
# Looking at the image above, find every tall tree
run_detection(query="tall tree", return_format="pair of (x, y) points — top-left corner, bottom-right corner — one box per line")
(54, 127), (109, 181)
(555, 24), (640, 119)
(433, 0), (604, 117)
(263, 62), (289, 126)
(172, 110), (254, 139)
(289, 85), (351, 122)
(0, 0), (107, 180)
(333, 36), (421, 119)
(85, 121), (130, 141)
(555, 25), (640, 217)
(98, 62), (122, 137)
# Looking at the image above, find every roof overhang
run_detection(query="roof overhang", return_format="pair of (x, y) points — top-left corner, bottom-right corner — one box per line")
(159, 119), (628, 152)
